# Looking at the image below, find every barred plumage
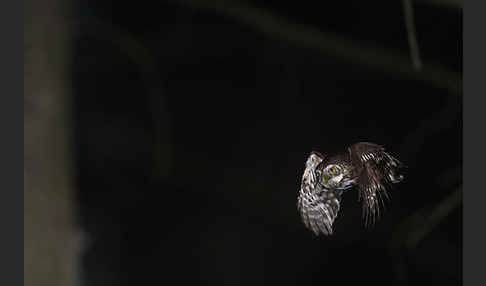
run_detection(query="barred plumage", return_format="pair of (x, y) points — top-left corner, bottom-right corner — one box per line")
(297, 142), (404, 235)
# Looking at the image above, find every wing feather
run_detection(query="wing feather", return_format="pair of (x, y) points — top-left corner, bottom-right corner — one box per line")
(348, 142), (404, 226)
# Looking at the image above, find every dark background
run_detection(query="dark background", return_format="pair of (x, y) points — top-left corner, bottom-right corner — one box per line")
(71, 1), (462, 285)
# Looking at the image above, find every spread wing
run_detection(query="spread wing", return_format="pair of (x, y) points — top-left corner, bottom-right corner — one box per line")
(297, 152), (342, 235)
(347, 142), (404, 226)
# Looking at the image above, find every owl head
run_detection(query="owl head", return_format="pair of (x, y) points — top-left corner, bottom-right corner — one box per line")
(316, 158), (356, 190)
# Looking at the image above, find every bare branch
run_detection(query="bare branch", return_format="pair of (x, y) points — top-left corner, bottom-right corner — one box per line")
(415, 0), (463, 9)
(390, 185), (462, 251)
(403, 0), (423, 70)
(171, 0), (462, 96)
(405, 185), (462, 249)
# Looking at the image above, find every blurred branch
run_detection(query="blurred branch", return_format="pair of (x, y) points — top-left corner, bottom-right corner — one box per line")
(389, 169), (462, 285)
(171, 0), (461, 96)
(390, 185), (462, 251)
(402, 0), (422, 70)
(405, 185), (462, 249)
(415, 0), (463, 9)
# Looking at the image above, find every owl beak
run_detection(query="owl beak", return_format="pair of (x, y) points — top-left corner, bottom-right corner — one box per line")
(321, 176), (327, 184)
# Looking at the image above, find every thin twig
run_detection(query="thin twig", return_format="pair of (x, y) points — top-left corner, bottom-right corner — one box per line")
(402, 0), (423, 70)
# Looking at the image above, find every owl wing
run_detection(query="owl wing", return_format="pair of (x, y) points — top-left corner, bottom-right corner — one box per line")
(347, 142), (404, 226)
(301, 151), (324, 187)
(298, 152), (342, 235)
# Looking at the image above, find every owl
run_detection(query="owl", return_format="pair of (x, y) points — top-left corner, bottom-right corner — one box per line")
(297, 142), (404, 235)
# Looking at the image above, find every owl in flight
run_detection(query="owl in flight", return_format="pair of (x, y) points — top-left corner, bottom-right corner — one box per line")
(297, 142), (404, 235)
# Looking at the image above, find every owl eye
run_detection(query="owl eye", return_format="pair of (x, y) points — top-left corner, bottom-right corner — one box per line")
(328, 167), (336, 175)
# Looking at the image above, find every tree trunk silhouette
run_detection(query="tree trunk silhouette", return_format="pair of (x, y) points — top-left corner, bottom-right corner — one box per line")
(24, 0), (82, 285)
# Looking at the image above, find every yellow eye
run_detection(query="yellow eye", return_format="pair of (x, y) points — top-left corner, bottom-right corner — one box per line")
(328, 167), (336, 175)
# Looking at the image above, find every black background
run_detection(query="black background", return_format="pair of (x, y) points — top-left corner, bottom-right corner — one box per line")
(71, 1), (462, 285)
